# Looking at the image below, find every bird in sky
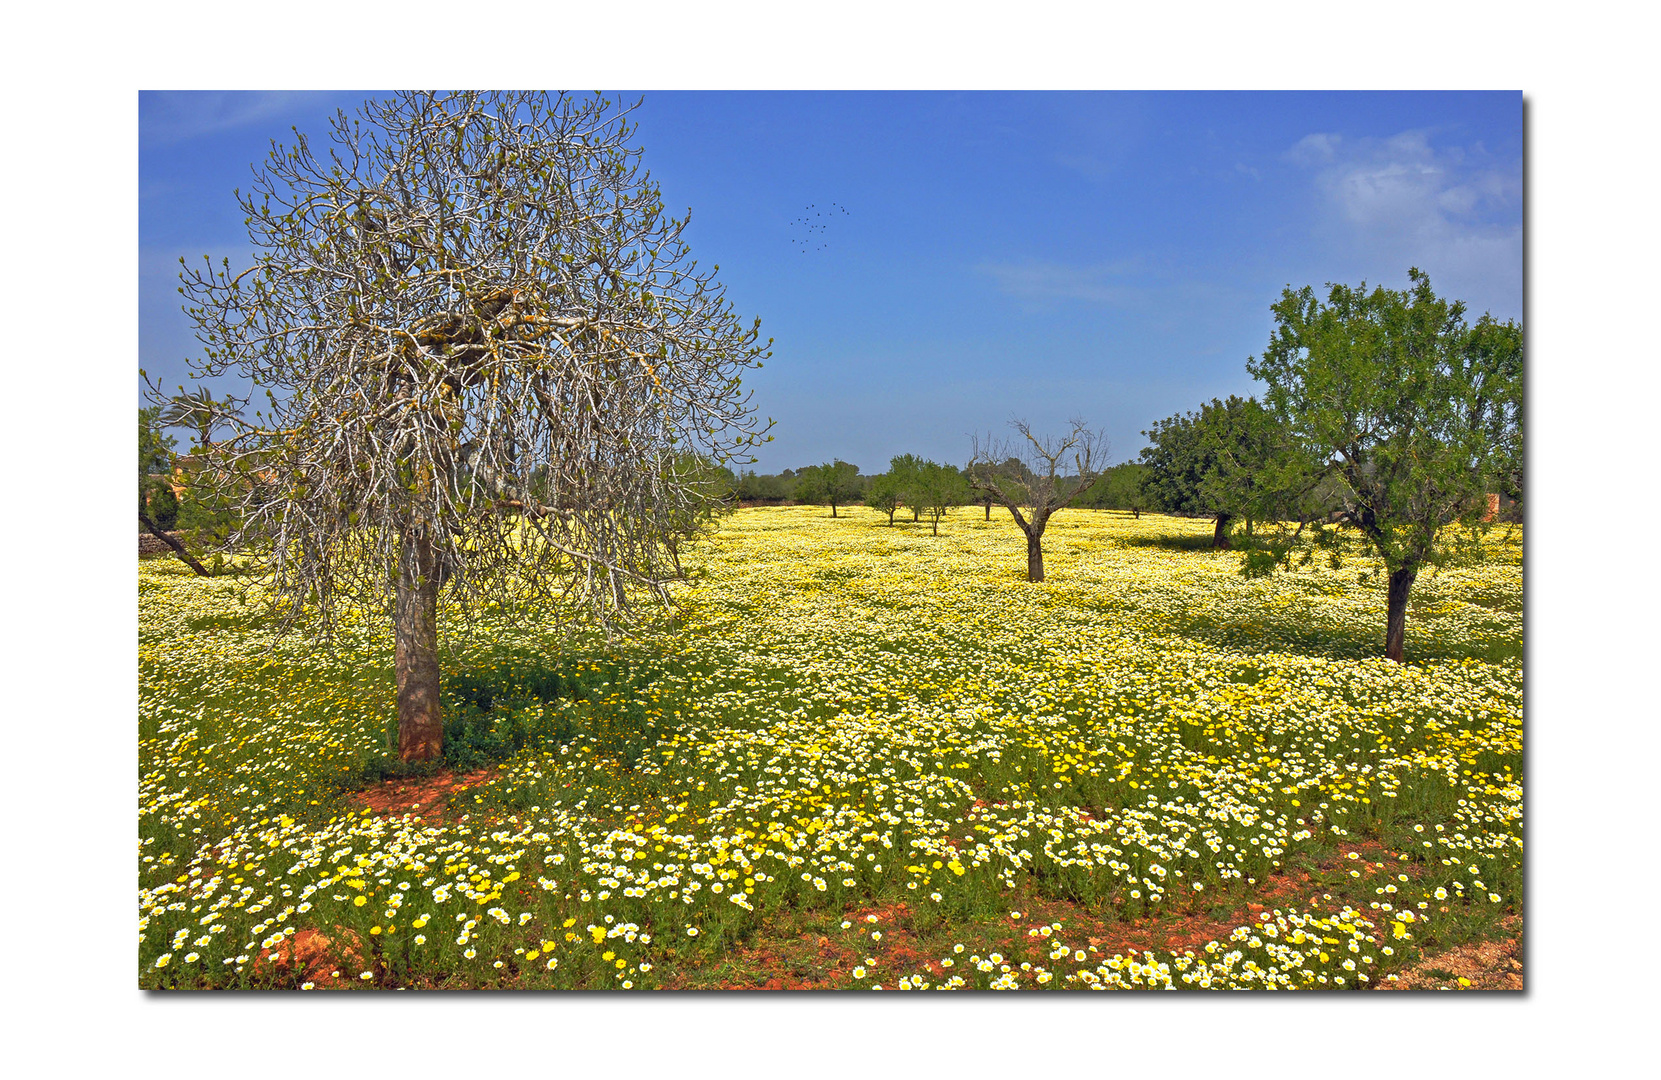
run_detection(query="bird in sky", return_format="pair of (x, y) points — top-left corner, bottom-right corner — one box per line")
(789, 202), (851, 252)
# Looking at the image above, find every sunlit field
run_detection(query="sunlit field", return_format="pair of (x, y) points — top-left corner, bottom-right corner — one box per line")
(139, 506), (1521, 990)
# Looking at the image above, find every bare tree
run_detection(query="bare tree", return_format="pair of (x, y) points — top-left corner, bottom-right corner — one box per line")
(967, 419), (1105, 581)
(162, 91), (771, 760)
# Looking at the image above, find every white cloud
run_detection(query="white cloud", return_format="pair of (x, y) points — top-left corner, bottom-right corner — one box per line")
(1286, 127), (1521, 319)
(1285, 132), (1341, 166)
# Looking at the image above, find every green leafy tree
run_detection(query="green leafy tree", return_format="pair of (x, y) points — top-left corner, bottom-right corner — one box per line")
(152, 387), (251, 555)
(140, 407), (181, 530)
(1082, 461), (1149, 516)
(736, 470), (788, 503)
(794, 460), (862, 517)
(1139, 395), (1316, 547)
(140, 406), (173, 476)
(864, 471), (902, 525)
(884, 453), (925, 521)
(138, 407), (213, 575)
(911, 459), (968, 535)
(148, 483), (180, 531)
(1197, 395), (1327, 541)
(1137, 408), (1207, 521)
(1246, 268), (1523, 662)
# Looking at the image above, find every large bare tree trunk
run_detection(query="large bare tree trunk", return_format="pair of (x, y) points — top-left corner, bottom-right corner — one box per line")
(1385, 565), (1418, 663)
(139, 513), (214, 577)
(984, 500), (990, 521)
(1212, 512), (1233, 550)
(1026, 529), (1045, 582)
(395, 527), (444, 761)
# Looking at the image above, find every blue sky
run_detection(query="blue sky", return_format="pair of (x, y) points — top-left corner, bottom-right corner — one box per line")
(140, 90), (1522, 474)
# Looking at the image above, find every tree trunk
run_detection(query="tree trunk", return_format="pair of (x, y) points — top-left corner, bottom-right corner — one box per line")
(1026, 529), (1045, 582)
(139, 513), (214, 577)
(1133, 507), (1140, 519)
(1212, 512), (1233, 550)
(931, 514), (939, 537)
(1384, 565), (1418, 664)
(830, 502), (838, 518)
(913, 505), (920, 522)
(1245, 517), (1253, 537)
(395, 527), (444, 761)
(984, 500), (991, 521)
(886, 508), (896, 526)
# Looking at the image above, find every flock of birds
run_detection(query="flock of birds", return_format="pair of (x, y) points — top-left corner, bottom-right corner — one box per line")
(788, 202), (850, 252)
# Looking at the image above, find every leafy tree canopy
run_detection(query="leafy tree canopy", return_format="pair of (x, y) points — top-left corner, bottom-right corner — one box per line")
(1246, 267), (1522, 661)
(794, 460), (862, 516)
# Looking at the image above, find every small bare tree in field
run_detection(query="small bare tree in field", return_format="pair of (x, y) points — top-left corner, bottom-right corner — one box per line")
(967, 419), (1105, 581)
(159, 91), (771, 761)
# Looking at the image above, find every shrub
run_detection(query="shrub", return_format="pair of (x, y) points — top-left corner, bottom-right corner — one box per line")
(145, 479), (179, 531)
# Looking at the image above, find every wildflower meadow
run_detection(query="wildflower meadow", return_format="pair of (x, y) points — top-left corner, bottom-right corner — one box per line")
(139, 506), (1521, 990)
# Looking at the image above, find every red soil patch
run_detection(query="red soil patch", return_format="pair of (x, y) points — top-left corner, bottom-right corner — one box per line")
(720, 933), (858, 991)
(838, 901), (942, 982)
(346, 767), (499, 823)
(1377, 915), (1523, 991)
(255, 927), (362, 985)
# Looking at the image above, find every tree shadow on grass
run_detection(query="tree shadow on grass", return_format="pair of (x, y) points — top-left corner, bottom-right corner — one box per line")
(1170, 612), (1521, 665)
(1114, 533), (1276, 553)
